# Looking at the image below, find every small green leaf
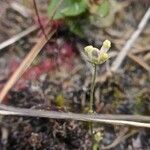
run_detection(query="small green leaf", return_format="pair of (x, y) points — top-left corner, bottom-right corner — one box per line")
(48, 0), (87, 20)
(48, 0), (69, 19)
(61, 1), (86, 17)
(97, 0), (109, 17)
(48, 0), (61, 19)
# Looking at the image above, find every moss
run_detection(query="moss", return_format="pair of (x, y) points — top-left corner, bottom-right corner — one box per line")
(135, 90), (150, 115)
(55, 94), (65, 107)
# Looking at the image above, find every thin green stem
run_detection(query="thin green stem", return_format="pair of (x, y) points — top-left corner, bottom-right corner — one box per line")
(89, 64), (97, 150)
(90, 64), (97, 112)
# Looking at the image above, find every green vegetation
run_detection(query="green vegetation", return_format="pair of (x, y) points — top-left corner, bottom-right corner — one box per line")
(48, 0), (110, 36)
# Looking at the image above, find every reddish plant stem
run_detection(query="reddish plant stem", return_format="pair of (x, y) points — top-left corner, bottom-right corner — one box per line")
(33, 0), (48, 40)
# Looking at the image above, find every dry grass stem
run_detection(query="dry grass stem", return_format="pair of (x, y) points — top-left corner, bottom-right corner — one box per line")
(0, 29), (55, 102)
(0, 25), (38, 51)
(0, 104), (150, 128)
(111, 7), (150, 72)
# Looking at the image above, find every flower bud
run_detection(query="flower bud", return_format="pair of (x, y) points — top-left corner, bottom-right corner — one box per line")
(100, 39), (111, 53)
(103, 40), (111, 48)
(84, 45), (100, 64)
(84, 45), (94, 53)
(94, 131), (103, 142)
(98, 52), (109, 64)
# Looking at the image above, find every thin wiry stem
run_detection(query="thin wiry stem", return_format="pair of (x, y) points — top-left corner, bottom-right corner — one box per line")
(33, 0), (48, 40)
(90, 64), (97, 111)
(89, 64), (97, 150)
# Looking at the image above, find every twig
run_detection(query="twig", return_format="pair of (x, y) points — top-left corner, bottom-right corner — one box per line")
(0, 25), (38, 51)
(144, 53), (150, 61)
(132, 48), (150, 54)
(114, 44), (150, 72)
(128, 54), (150, 72)
(102, 129), (138, 149)
(0, 104), (150, 128)
(111, 7), (150, 72)
(10, 2), (32, 18)
(2, 104), (149, 123)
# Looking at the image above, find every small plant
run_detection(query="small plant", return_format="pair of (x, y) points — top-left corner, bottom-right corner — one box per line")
(48, 0), (110, 36)
(84, 40), (111, 111)
(48, 0), (109, 20)
(83, 40), (111, 149)
(93, 131), (103, 150)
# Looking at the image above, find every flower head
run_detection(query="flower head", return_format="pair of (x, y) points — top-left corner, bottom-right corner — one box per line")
(84, 40), (111, 65)
(94, 131), (103, 142)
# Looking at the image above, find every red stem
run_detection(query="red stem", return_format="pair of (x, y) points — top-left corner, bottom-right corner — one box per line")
(33, 0), (48, 40)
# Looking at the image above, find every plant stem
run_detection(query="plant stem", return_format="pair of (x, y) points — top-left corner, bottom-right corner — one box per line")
(90, 64), (97, 112)
(89, 64), (97, 150)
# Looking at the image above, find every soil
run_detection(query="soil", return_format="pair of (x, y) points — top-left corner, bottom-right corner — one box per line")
(0, 0), (150, 150)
